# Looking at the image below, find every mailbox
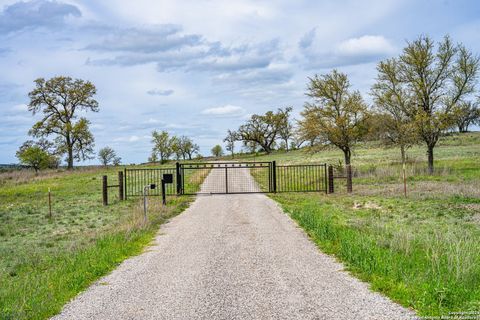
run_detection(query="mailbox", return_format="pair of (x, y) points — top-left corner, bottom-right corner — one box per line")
(163, 173), (173, 184)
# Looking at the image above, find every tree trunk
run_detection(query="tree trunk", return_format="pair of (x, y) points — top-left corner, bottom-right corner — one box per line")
(67, 144), (74, 169)
(284, 139), (289, 152)
(427, 145), (434, 175)
(66, 132), (74, 170)
(343, 148), (351, 165)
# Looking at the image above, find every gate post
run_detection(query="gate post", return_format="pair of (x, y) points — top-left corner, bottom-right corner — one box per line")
(346, 164), (353, 193)
(328, 165), (334, 194)
(272, 161), (277, 193)
(176, 162), (182, 195)
(118, 171), (124, 201)
(102, 175), (108, 205)
(124, 168), (127, 200)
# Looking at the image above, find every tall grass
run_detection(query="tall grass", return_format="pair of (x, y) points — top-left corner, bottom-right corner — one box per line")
(0, 164), (195, 320)
(272, 193), (480, 316)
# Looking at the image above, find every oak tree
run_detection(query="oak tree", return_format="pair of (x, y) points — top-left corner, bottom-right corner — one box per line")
(384, 35), (479, 173)
(452, 100), (480, 132)
(151, 130), (172, 163)
(371, 58), (418, 164)
(98, 146), (118, 167)
(299, 70), (370, 165)
(28, 76), (98, 169)
(211, 144), (223, 157)
(236, 107), (290, 153)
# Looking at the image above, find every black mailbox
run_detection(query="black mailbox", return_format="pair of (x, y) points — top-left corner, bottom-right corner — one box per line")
(163, 174), (173, 184)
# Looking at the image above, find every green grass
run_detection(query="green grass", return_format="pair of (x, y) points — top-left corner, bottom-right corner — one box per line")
(271, 193), (480, 316)
(246, 132), (480, 316)
(0, 165), (196, 319)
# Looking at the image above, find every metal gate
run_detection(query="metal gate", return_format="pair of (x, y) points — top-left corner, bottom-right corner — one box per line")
(124, 161), (327, 197)
(179, 162), (272, 195)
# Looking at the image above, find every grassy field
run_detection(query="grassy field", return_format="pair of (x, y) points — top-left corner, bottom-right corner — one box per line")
(242, 132), (480, 316)
(0, 164), (197, 320)
(1, 133), (479, 318)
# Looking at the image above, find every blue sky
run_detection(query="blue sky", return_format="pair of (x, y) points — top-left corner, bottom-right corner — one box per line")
(0, 0), (479, 164)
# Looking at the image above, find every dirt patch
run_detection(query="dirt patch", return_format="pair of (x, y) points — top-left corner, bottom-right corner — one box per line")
(353, 201), (382, 210)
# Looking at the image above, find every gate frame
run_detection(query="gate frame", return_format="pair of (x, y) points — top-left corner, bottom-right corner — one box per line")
(179, 161), (273, 195)
(123, 161), (330, 197)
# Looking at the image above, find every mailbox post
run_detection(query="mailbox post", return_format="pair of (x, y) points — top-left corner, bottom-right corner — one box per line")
(162, 173), (173, 206)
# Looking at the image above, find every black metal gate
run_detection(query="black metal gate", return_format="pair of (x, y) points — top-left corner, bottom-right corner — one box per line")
(124, 161), (327, 197)
(179, 162), (272, 195)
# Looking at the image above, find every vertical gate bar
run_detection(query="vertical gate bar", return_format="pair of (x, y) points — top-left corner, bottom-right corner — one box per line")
(288, 167), (291, 191)
(295, 166), (298, 191)
(272, 161), (277, 193)
(324, 164), (328, 194)
(328, 165), (334, 194)
(316, 165), (320, 191)
(302, 166), (305, 191)
(124, 168), (127, 200)
(182, 166), (185, 194)
(176, 162), (181, 195)
(269, 163), (272, 192)
(312, 166), (315, 191)
(293, 166), (296, 191)
(118, 171), (124, 200)
(278, 166), (281, 192)
(225, 167), (228, 194)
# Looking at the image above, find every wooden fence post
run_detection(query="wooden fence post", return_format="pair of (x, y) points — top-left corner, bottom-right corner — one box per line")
(328, 165), (334, 194)
(102, 175), (108, 206)
(346, 164), (353, 193)
(118, 171), (124, 201)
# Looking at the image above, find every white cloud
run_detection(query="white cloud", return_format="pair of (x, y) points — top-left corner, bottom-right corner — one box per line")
(113, 135), (142, 142)
(201, 105), (245, 117)
(336, 35), (395, 57)
(300, 34), (397, 68)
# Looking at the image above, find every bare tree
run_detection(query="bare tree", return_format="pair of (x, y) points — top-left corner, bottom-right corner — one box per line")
(278, 107), (293, 152)
(223, 130), (237, 158)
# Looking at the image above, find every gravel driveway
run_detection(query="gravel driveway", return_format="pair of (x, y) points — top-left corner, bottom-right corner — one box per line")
(53, 167), (415, 320)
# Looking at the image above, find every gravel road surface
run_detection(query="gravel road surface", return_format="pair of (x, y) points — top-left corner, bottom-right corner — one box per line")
(53, 167), (415, 320)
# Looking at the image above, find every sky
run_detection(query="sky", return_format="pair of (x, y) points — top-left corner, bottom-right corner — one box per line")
(0, 0), (479, 164)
